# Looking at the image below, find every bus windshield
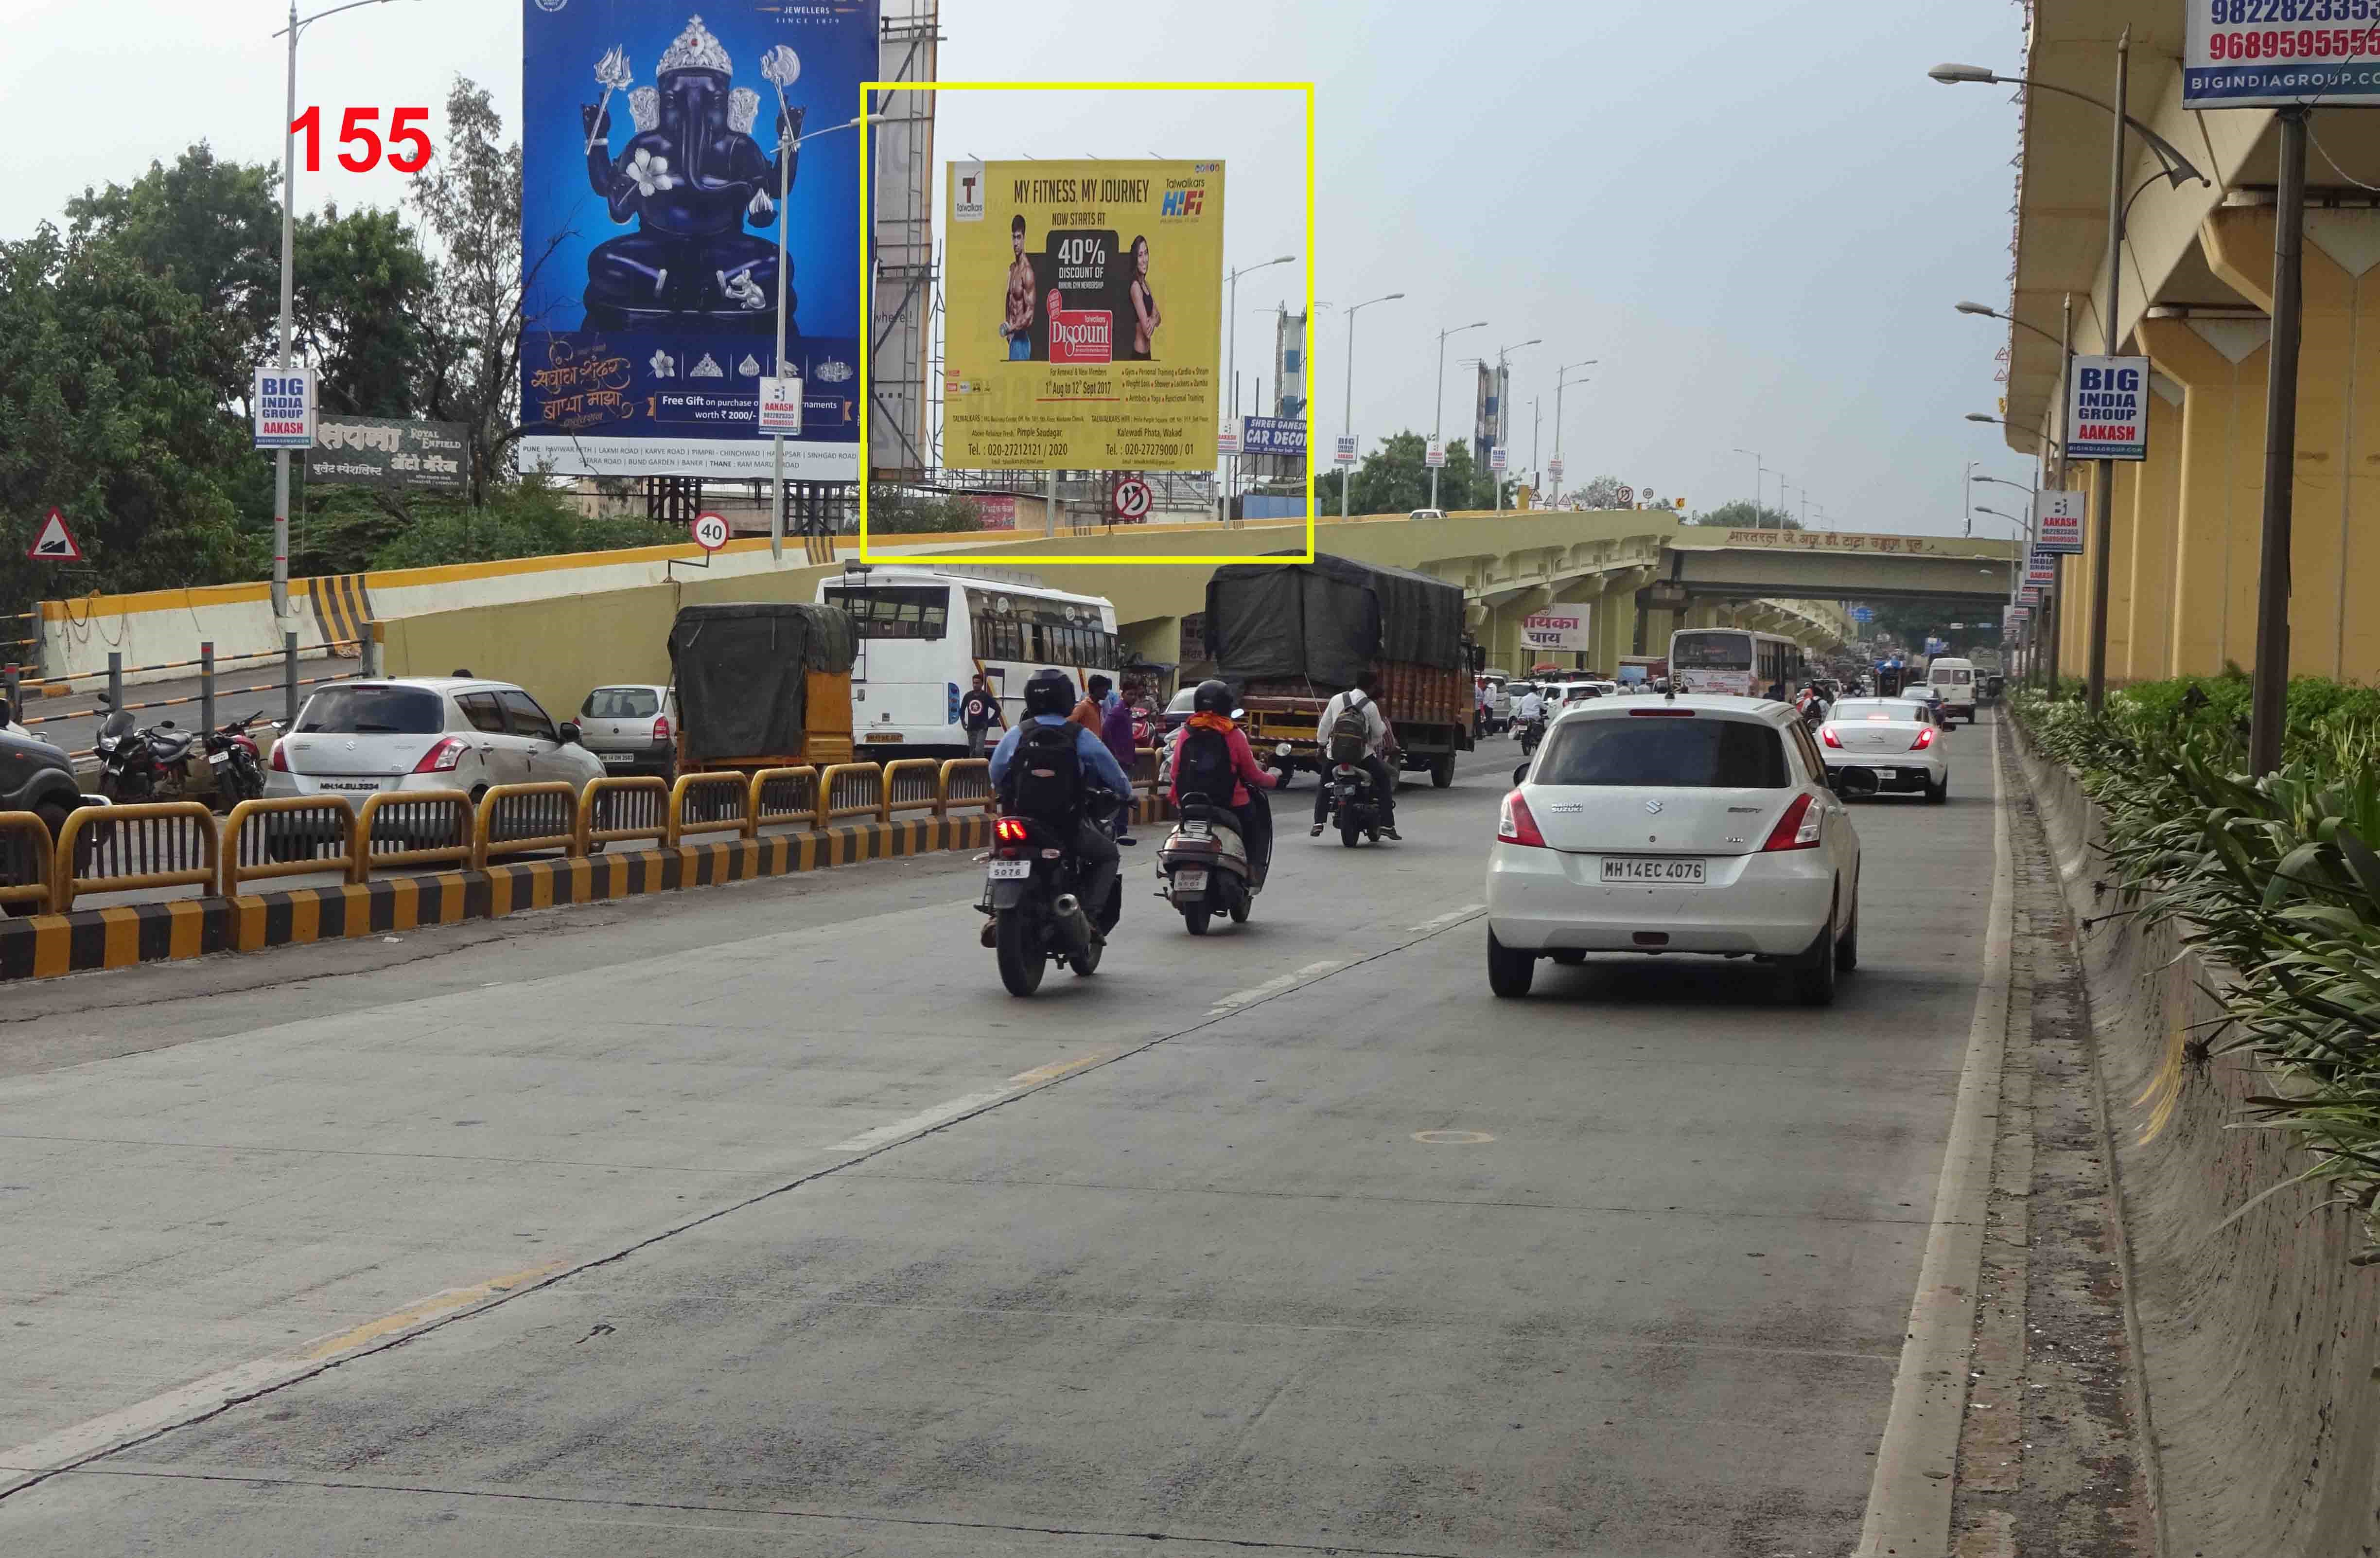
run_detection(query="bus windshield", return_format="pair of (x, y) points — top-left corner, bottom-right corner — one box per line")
(823, 585), (950, 640)
(1670, 632), (1752, 670)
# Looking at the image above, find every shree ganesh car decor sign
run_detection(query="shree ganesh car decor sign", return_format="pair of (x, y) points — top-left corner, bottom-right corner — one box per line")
(1717, 530), (1951, 553)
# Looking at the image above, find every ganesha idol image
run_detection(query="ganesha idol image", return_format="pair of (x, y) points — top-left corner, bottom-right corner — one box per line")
(579, 16), (806, 332)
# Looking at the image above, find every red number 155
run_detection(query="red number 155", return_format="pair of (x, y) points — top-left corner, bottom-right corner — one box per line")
(289, 107), (432, 174)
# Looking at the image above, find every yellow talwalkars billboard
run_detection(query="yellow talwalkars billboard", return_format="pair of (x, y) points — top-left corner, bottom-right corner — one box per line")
(941, 158), (1225, 472)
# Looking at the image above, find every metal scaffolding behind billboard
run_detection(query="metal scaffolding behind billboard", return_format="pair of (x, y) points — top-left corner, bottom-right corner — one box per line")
(870, 0), (940, 480)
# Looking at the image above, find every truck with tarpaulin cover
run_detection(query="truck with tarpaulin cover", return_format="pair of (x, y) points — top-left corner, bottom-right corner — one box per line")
(1203, 552), (1477, 789)
(666, 602), (858, 774)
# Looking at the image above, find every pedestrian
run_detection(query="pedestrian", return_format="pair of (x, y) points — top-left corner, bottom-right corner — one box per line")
(1094, 677), (1141, 842)
(1070, 674), (1108, 736)
(959, 673), (1002, 757)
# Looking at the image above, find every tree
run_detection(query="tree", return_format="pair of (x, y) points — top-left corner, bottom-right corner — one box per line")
(1315, 431), (1496, 515)
(1570, 474), (1630, 510)
(366, 481), (682, 569)
(410, 77), (544, 504)
(1687, 499), (1802, 530)
(293, 203), (434, 417)
(0, 226), (249, 606)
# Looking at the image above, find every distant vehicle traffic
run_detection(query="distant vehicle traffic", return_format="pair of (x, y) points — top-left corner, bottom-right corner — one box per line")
(578, 684), (679, 779)
(1668, 628), (1807, 699)
(818, 567), (1120, 760)
(1407, 508), (1446, 522)
(1926, 657), (1978, 725)
(268, 678), (603, 803)
(1486, 694), (1866, 1005)
(1818, 697), (1951, 803)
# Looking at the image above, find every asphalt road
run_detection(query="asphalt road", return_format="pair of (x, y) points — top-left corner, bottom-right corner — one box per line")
(0, 719), (2007, 1556)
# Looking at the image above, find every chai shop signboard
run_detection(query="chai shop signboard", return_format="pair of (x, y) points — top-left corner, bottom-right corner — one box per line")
(1522, 610), (1589, 653)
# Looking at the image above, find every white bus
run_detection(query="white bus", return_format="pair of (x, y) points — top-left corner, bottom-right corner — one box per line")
(817, 567), (1123, 758)
(1667, 627), (1806, 699)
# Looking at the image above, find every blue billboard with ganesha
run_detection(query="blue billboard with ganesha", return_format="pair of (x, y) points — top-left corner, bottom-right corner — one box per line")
(518, 1), (876, 480)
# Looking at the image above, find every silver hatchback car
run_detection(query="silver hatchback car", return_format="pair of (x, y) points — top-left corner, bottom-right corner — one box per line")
(577, 684), (679, 779)
(267, 677), (605, 803)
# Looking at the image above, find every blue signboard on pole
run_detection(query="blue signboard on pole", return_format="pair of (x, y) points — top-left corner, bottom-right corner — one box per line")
(1240, 415), (1306, 458)
(517, 1), (877, 480)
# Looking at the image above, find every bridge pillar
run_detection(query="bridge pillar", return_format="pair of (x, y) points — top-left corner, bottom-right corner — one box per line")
(2121, 386), (2184, 684)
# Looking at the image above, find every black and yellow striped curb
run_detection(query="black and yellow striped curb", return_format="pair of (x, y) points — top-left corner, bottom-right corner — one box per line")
(0, 800), (1170, 982)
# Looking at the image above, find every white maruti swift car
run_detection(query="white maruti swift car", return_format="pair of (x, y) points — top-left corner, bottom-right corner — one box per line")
(1484, 694), (1865, 1006)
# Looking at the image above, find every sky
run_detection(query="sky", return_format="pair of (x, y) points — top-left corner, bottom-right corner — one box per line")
(1, 0), (2043, 536)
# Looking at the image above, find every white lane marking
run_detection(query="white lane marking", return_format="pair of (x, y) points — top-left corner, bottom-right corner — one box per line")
(1855, 716), (2015, 1556)
(1409, 903), (1485, 935)
(822, 1090), (1017, 1153)
(1206, 959), (1348, 1015)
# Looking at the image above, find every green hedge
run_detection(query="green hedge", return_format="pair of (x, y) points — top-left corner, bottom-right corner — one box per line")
(2018, 677), (2380, 1255)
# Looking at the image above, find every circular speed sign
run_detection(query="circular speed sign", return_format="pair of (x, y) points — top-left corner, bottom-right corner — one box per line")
(689, 512), (730, 552)
(1111, 477), (1152, 521)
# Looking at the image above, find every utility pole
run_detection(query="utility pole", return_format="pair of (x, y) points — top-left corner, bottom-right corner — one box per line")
(2250, 107), (2310, 775)
(2085, 30), (2128, 715)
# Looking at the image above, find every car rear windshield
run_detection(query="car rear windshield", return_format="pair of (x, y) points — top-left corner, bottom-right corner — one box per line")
(1834, 700), (1925, 721)
(295, 685), (444, 736)
(1537, 716), (1788, 788)
(583, 687), (659, 718)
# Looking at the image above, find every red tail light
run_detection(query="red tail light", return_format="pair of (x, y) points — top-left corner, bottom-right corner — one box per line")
(1497, 790), (1547, 848)
(1910, 725), (1936, 750)
(994, 817), (1029, 842)
(1761, 793), (1822, 851)
(270, 739), (289, 772)
(653, 713), (672, 743)
(412, 737), (468, 774)
(1820, 726), (1843, 748)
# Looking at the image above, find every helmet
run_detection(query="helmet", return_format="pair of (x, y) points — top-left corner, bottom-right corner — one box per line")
(1022, 669), (1075, 718)
(1191, 678), (1235, 716)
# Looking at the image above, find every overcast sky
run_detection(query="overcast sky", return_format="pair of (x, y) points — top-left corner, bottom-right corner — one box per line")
(3, 0), (2038, 534)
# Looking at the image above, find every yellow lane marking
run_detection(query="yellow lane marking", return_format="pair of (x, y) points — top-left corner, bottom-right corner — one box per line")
(1007, 1051), (1109, 1087)
(300, 1258), (569, 1360)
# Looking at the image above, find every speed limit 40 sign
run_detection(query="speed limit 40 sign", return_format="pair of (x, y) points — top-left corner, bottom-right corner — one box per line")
(689, 512), (730, 552)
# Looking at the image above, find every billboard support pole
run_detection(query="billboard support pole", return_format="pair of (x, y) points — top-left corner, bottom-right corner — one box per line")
(2250, 106), (2309, 776)
(2085, 29), (2128, 716)
(272, 0), (299, 622)
(770, 102), (794, 565)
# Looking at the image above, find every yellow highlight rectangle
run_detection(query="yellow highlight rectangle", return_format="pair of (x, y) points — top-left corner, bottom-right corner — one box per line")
(856, 81), (1316, 567)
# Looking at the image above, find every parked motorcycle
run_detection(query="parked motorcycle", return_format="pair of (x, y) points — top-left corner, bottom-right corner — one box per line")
(93, 708), (198, 803)
(200, 711), (272, 808)
(1157, 792), (1261, 935)
(980, 810), (1124, 995)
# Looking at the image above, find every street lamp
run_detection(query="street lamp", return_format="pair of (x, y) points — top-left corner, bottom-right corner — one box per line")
(1430, 320), (1488, 512)
(1327, 292), (1403, 521)
(1488, 338), (1540, 512)
(1551, 359), (1596, 505)
(1221, 254), (1297, 522)
(1933, 52), (2208, 715)
(269, 0), (412, 619)
(1731, 448), (1767, 529)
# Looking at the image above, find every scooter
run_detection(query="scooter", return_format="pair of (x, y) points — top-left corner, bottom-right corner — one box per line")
(1157, 792), (1260, 935)
(1323, 756), (1385, 848)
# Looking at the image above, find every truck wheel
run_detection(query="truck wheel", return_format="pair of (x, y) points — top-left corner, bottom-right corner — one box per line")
(1430, 752), (1456, 788)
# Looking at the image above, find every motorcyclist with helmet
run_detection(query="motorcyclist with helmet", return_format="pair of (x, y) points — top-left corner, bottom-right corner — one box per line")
(1167, 678), (1279, 885)
(988, 669), (1135, 938)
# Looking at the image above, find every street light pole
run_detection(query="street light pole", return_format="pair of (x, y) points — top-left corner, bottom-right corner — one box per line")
(1218, 255), (1295, 525)
(1431, 320), (1487, 512)
(1732, 448), (1764, 528)
(1334, 292), (1403, 522)
(269, 0), (405, 622)
(1488, 338), (1540, 513)
(1551, 360), (1595, 506)
(2250, 107), (2311, 775)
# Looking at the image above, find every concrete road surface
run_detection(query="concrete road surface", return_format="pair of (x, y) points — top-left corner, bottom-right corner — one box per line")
(0, 721), (2009, 1555)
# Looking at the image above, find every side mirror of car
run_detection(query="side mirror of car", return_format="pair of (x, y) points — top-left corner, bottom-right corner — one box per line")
(0, 697), (12, 727)
(558, 721), (582, 745)
(1513, 762), (1531, 786)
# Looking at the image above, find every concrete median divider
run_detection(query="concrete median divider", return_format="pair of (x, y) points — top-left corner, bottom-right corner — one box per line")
(2009, 713), (2380, 1556)
(0, 769), (1175, 984)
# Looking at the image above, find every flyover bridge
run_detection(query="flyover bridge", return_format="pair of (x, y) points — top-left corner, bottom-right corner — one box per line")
(371, 512), (2014, 706)
(33, 513), (2014, 723)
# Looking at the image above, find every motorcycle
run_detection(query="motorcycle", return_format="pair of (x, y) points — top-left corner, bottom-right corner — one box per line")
(200, 711), (272, 808)
(93, 708), (199, 804)
(1157, 790), (1261, 935)
(980, 807), (1125, 996)
(1322, 752), (1387, 848)
(1517, 713), (1548, 760)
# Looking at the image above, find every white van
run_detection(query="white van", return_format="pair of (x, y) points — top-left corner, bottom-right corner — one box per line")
(1926, 657), (1978, 725)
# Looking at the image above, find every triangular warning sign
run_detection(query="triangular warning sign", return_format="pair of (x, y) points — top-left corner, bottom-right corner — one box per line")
(27, 508), (82, 563)
(27, 509), (84, 563)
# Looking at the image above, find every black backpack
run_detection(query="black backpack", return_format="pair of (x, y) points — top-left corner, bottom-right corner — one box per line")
(1004, 720), (1083, 820)
(1175, 726), (1236, 803)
